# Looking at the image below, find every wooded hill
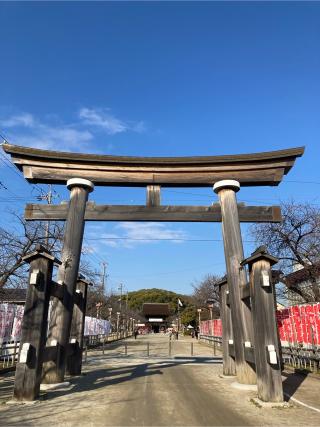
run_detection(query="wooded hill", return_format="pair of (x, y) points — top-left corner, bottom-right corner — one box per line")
(127, 288), (198, 326)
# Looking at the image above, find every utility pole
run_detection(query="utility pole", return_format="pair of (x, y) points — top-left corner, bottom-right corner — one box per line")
(118, 283), (123, 333)
(118, 283), (123, 313)
(36, 184), (57, 249)
(96, 302), (102, 319)
(100, 262), (107, 293)
(197, 308), (202, 327)
(125, 291), (129, 336)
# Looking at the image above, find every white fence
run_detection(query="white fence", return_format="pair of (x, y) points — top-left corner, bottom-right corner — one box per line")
(0, 303), (112, 366)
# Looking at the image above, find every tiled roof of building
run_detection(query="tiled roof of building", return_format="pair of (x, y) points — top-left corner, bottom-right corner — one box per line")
(142, 303), (170, 316)
(0, 288), (27, 303)
(285, 264), (320, 287)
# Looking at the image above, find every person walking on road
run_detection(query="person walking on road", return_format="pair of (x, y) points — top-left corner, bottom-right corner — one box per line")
(134, 329), (139, 339)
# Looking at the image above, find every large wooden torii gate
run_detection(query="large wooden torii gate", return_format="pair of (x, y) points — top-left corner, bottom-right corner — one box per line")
(2, 144), (304, 401)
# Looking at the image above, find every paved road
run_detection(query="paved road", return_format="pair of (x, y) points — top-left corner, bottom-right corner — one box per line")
(0, 335), (319, 426)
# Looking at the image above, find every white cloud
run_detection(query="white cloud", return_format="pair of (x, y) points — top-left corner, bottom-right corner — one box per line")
(118, 222), (186, 242)
(94, 222), (187, 248)
(0, 107), (146, 151)
(0, 111), (93, 151)
(79, 107), (146, 135)
(0, 113), (35, 128)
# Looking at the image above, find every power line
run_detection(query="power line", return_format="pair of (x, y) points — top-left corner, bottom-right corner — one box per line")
(82, 236), (108, 264)
(284, 180), (320, 185)
(110, 261), (226, 280)
(0, 133), (48, 197)
(164, 189), (320, 206)
(86, 236), (256, 243)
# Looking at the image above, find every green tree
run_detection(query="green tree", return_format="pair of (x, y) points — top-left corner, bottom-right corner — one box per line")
(180, 305), (197, 327)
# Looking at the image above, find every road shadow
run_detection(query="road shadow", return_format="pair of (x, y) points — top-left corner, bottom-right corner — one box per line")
(282, 370), (308, 401)
(46, 356), (222, 400)
(0, 355), (222, 405)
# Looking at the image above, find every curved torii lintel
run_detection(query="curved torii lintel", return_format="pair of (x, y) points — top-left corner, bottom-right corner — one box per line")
(2, 143), (304, 187)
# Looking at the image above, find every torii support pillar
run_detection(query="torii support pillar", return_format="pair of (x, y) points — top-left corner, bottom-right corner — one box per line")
(214, 180), (256, 384)
(217, 278), (236, 376)
(42, 178), (94, 384)
(66, 275), (92, 376)
(242, 247), (283, 402)
(13, 246), (59, 401)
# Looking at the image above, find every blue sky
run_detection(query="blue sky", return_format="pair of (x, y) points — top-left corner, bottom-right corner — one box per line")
(0, 2), (319, 295)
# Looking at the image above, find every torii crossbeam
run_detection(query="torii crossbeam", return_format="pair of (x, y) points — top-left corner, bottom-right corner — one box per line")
(2, 143), (304, 186)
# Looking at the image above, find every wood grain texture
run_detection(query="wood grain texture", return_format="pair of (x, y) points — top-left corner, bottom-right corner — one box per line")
(218, 188), (257, 385)
(25, 203), (282, 223)
(42, 185), (90, 384)
(246, 256), (283, 402)
(66, 278), (89, 376)
(240, 284), (251, 300)
(218, 280), (236, 376)
(146, 185), (161, 207)
(13, 250), (53, 401)
(2, 143), (304, 187)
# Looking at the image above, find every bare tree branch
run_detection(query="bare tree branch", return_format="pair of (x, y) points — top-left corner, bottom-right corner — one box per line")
(251, 201), (320, 303)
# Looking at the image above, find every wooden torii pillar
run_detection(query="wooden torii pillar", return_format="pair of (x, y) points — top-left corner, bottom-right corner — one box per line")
(216, 278), (236, 376)
(241, 247), (283, 402)
(13, 245), (60, 401)
(214, 180), (256, 384)
(42, 178), (94, 384)
(66, 274), (92, 376)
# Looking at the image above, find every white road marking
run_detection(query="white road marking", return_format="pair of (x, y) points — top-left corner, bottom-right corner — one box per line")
(284, 393), (320, 413)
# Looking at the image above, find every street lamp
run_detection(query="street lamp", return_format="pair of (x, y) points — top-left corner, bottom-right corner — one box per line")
(197, 309), (202, 339)
(116, 312), (120, 338)
(206, 299), (216, 354)
(96, 302), (103, 319)
(206, 299), (214, 336)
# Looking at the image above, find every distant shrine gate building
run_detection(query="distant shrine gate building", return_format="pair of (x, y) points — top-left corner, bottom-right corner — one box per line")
(142, 303), (170, 332)
(2, 143), (304, 403)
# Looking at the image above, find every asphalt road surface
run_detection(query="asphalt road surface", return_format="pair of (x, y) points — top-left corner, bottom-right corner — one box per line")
(0, 334), (319, 426)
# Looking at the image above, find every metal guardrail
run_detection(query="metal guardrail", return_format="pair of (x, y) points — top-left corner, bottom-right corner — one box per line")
(199, 335), (222, 356)
(199, 335), (320, 372)
(84, 331), (132, 347)
(0, 332), (133, 371)
(0, 341), (19, 369)
(84, 337), (222, 360)
(282, 346), (320, 372)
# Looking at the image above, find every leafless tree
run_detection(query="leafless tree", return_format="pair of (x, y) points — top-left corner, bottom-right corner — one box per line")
(191, 274), (222, 317)
(0, 213), (64, 289)
(250, 201), (320, 303)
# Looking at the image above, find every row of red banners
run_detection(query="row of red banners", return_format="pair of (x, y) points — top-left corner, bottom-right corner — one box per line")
(200, 303), (320, 348)
(276, 303), (320, 347)
(200, 319), (222, 337)
(0, 303), (111, 342)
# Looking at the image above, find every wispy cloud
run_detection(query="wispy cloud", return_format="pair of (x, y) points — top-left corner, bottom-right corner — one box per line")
(0, 107), (146, 151)
(95, 222), (187, 248)
(0, 113), (35, 128)
(0, 112), (93, 151)
(79, 107), (146, 135)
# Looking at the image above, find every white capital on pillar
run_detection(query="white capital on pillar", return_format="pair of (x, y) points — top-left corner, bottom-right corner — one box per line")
(67, 178), (94, 192)
(213, 180), (240, 194)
